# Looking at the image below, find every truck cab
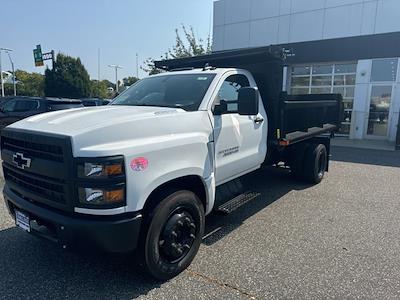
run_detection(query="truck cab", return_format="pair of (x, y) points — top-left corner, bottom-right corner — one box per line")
(1, 46), (342, 280)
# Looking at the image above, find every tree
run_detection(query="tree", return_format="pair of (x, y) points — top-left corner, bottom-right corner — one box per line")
(89, 79), (119, 98)
(142, 24), (212, 75)
(122, 76), (139, 86)
(44, 53), (91, 98)
(4, 70), (44, 97)
(89, 80), (108, 98)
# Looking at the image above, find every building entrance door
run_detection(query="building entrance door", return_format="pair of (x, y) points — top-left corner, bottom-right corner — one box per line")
(365, 85), (393, 139)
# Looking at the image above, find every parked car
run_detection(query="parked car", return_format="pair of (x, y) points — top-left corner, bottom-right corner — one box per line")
(80, 98), (110, 107)
(0, 96), (83, 130)
(0, 96), (16, 105)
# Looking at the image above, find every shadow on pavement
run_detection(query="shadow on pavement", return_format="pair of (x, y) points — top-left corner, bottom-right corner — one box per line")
(203, 166), (311, 245)
(0, 227), (160, 299)
(330, 146), (400, 168)
(0, 167), (309, 298)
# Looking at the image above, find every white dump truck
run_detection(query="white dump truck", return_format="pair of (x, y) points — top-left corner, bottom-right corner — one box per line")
(2, 46), (342, 280)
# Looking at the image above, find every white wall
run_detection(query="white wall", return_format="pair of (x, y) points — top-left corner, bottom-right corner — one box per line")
(213, 0), (400, 51)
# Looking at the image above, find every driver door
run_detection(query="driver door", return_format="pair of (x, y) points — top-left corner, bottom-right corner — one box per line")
(213, 73), (267, 185)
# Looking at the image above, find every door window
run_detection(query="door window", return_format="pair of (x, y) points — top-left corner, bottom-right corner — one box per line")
(217, 74), (250, 112)
(1, 99), (17, 113)
(13, 100), (40, 112)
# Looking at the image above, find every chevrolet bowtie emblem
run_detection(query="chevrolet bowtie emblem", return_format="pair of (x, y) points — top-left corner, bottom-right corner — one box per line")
(12, 152), (32, 170)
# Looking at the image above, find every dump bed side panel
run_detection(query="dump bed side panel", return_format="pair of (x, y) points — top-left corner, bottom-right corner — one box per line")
(278, 93), (343, 145)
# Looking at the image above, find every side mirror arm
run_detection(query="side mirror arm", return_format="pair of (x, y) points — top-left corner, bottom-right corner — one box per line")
(213, 100), (228, 115)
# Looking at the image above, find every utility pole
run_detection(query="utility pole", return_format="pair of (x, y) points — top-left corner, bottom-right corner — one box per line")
(108, 64), (123, 93)
(0, 47), (13, 97)
(6, 51), (16, 96)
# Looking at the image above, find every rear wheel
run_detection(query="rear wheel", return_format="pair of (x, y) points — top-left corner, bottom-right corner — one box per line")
(303, 143), (327, 184)
(142, 190), (204, 280)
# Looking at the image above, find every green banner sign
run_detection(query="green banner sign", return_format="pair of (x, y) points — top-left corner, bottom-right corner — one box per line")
(33, 45), (44, 67)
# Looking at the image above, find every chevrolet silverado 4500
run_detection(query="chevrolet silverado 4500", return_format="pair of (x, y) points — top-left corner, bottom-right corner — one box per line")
(1, 47), (342, 280)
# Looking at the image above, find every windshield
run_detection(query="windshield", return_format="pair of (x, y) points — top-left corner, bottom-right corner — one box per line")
(111, 74), (216, 111)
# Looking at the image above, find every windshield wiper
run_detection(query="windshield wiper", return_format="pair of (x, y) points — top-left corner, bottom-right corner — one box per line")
(114, 103), (184, 109)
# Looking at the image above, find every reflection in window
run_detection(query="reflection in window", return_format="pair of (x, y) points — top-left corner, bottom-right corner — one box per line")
(312, 65), (332, 75)
(371, 58), (398, 82)
(291, 77), (310, 86)
(216, 74), (250, 113)
(367, 85), (392, 136)
(290, 87), (309, 95)
(311, 76), (332, 86)
(311, 87), (331, 94)
(292, 66), (311, 76)
(335, 63), (357, 74)
(218, 74), (250, 102)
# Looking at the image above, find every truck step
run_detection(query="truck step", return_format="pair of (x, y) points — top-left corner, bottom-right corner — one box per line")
(215, 191), (261, 215)
(214, 179), (244, 207)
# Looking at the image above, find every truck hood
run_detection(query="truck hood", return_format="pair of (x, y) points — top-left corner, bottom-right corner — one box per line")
(8, 105), (213, 157)
(10, 105), (184, 135)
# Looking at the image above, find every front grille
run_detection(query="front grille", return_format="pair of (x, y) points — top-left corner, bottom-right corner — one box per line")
(4, 166), (66, 204)
(1, 136), (64, 162)
(1, 129), (73, 212)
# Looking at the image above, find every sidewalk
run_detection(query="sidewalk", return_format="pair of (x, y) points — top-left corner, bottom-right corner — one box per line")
(331, 136), (396, 151)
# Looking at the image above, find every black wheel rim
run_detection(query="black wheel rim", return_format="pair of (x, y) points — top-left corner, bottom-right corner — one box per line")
(317, 150), (327, 177)
(158, 207), (197, 264)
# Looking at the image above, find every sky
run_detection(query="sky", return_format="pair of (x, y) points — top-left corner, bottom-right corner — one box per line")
(1, 0), (215, 81)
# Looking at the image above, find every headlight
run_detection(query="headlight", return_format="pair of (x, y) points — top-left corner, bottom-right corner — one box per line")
(77, 158), (124, 178)
(78, 187), (125, 206)
(76, 156), (126, 208)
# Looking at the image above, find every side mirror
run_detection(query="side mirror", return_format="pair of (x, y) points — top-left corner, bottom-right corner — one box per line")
(213, 100), (228, 115)
(238, 87), (259, 116)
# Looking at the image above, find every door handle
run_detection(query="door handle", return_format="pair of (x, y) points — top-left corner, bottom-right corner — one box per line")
(254, 117), (264, 124)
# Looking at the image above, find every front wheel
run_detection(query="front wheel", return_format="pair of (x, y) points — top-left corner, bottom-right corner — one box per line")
(143, 190), (205, 280)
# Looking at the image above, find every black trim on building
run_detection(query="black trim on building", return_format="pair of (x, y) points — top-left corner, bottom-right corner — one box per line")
(280, 32), (400, 64)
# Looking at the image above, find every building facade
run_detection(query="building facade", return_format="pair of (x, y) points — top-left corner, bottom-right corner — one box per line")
(213, 0), (400, 142)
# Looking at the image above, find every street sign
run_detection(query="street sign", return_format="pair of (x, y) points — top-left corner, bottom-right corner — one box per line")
(33, 45), (44, 67)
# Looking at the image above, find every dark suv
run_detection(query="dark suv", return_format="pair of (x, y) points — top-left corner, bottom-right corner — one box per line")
(0, 97), (83, 130)
(80, 98), (110, 106)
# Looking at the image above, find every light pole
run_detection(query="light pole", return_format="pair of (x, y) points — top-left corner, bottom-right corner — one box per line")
(0, 47), (13, 97)
(6, 51), (16, 96)
(108, 64), (123, 94)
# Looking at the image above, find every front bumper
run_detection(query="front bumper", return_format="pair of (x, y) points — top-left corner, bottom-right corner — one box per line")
(4, 185), (142, 253)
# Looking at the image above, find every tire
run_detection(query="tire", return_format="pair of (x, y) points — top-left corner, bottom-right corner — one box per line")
(142, 190), (205, 281)
(303, 143), (327, 184)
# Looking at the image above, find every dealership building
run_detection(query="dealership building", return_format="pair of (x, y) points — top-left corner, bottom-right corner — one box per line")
(213, 0), (400, 145)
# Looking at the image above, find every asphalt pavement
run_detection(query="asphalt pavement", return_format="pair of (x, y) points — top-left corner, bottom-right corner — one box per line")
(0, 146), (400, 299)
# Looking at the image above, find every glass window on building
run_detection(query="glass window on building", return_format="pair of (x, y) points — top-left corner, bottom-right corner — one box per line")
(371, 58), (398, 82)
(289, 62), (357, 135)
